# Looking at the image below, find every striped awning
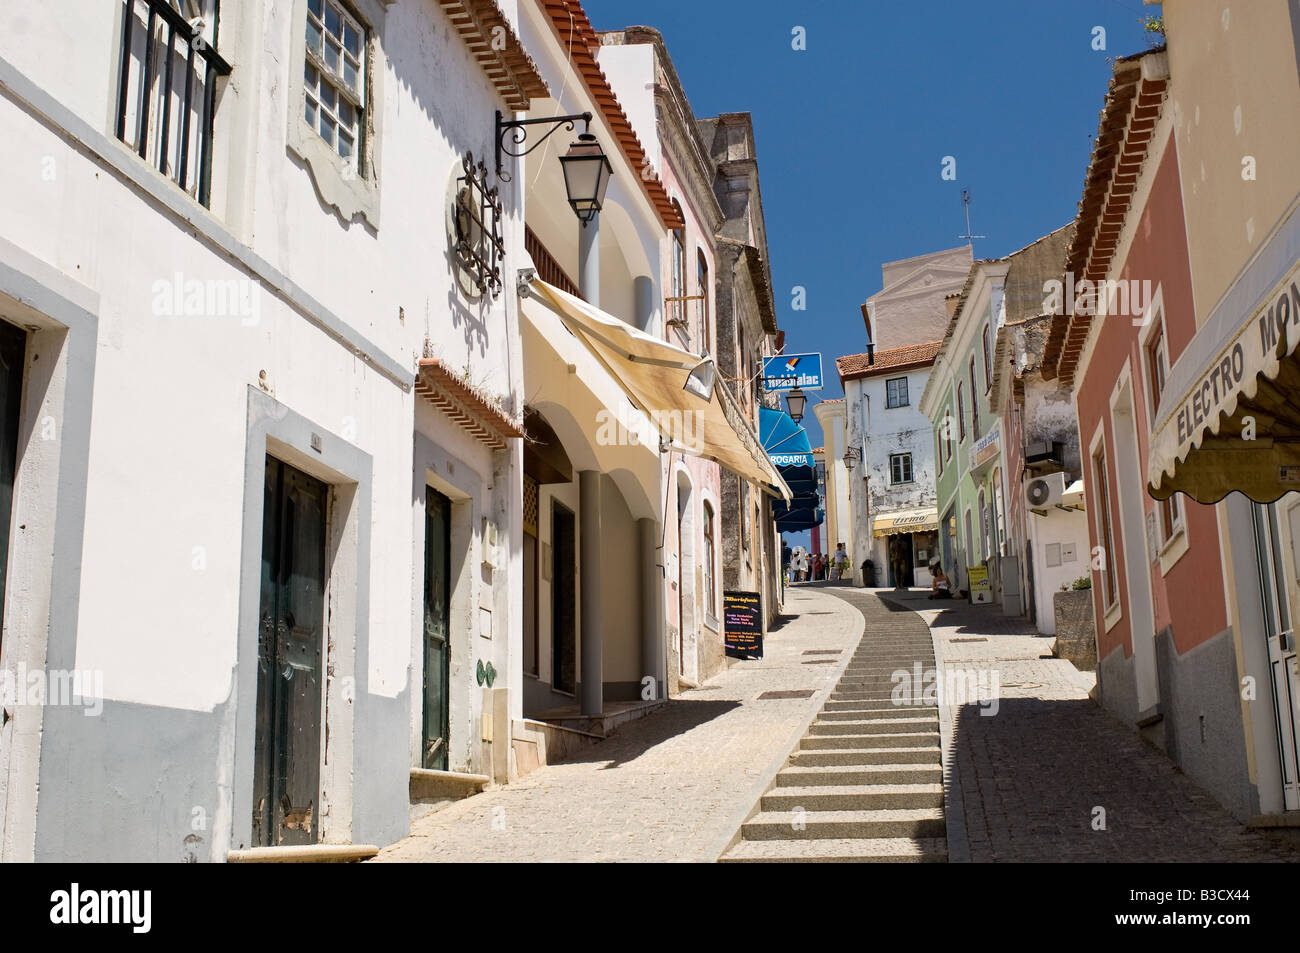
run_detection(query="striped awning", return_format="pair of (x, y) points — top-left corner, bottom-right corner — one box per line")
(1148, 253), (1300, 504)
(872, 507), (939, 537)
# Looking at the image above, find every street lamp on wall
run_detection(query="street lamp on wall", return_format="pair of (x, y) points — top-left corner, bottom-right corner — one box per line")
(785, 387), (807, 423)
(843, 446), (860, 472)
(558, 132), (614, 227)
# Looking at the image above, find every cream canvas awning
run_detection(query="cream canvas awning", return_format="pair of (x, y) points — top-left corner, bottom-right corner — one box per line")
(872, 507), (939, 537)
(1148, 257), (1300, 504)
(521, 281), (791, 500)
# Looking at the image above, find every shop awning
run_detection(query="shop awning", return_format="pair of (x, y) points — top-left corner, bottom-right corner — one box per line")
(522, 281), (791, 500)
(872, 507), (939, 537)
(1148, 258), (1300, 504)
(759, 406), (815, 469)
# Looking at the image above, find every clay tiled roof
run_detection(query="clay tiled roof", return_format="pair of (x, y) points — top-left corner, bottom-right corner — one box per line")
(539, 0), (683, 230)
(837, 341), (942, 382)
(416, 359), (525, 450)
(438, 0), (549, 111)
(1045, 49), (1168, 385)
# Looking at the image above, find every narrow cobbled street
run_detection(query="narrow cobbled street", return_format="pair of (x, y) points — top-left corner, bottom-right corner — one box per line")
(378, 583), (1300, 863)
(843, 587), (1299, 863)
(376, 586), (864, 863)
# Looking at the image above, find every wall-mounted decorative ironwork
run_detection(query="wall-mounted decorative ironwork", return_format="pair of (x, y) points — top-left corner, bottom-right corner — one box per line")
(495, 109), (593, 181)
(453, 151), (505, 298)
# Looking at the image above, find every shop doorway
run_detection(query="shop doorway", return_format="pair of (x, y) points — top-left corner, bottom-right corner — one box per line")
(422, 488), (451, 770)
(1252, 501), (1300, 811)
(253, 457), (328, 847)
(551, 502), (576, 694)
(888, 533), (914, 587)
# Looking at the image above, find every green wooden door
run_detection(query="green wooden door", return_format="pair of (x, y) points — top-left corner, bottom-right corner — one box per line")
(422, 489), (451, 770)
(253, 457), (328, 846)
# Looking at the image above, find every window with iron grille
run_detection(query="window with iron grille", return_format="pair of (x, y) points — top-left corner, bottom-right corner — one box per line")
(889, 452), (913, 485)
(885, 376), (909, 408)
(304, 0), (366, 170)
(114, 0), (231, 208)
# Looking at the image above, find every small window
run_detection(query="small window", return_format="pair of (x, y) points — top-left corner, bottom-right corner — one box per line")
(944, 408), (953, 461)
(697, 252), (711, 356)
(668, 203), (687, 342)
(1094, 444), (1118, 608)
(885, 377), (909, 409)
(982, 324), (992, 391)
(702, 502), (716, 618)
(957, 384), (967, 441)
(1145, 317), (1183, 541)
(889, 453), (913, 485)
(304, 0), (367, 170)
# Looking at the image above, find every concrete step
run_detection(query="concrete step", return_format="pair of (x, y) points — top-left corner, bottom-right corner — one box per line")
(720, 837), (948, 863)
(741, 808), (946, 841)
(809, 717), (937, 735)
(818, 706), (937, 720)
(762, 783), (944, 812)
(790, 746), (941, 766)
(776, 763), (943, 786)
(800, 731), (940, 749)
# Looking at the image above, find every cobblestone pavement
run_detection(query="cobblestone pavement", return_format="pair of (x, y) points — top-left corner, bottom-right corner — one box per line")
(374, 584), (864, 863)
(858, 587), (1299, 862)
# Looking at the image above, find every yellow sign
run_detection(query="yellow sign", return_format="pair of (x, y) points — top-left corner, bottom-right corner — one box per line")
(967, 566), (993, 604)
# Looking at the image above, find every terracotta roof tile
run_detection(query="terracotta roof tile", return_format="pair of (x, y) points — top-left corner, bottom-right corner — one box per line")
(416, 359), (524, 449)
(837, 341), (942, 381)
(539, 0), (683, 230)
(438, 0), (549, 111)
(1046, 49), (1168, 385)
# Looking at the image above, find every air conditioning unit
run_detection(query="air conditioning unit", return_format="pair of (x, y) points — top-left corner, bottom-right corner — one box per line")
(1026, 471), (1068, 508)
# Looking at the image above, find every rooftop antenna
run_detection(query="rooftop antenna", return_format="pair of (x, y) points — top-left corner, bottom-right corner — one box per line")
(958, 189), (985, 245)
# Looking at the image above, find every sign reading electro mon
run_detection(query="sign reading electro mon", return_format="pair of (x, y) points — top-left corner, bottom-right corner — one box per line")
(762, 353), (824, 392)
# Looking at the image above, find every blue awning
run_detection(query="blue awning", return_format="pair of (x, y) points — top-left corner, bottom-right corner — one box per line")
(759, 406), (815, 469)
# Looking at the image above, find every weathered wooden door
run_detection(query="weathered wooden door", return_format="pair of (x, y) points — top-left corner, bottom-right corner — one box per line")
(422, 489), (451, 770)
(253, 457), (327, 846)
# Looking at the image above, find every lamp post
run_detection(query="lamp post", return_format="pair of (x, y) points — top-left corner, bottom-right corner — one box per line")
(559, 132), (613, 307)
(785, 387), (807, 424)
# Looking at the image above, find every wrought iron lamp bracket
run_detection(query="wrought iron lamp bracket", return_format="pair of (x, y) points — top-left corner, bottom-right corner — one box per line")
(495, 110), (593, 181)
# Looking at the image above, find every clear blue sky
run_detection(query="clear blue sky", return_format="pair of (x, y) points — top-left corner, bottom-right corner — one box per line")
(587, 0), (1160, 546)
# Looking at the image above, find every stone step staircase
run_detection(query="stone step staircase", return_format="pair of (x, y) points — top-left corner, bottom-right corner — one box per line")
(720, 599), (947, 863)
